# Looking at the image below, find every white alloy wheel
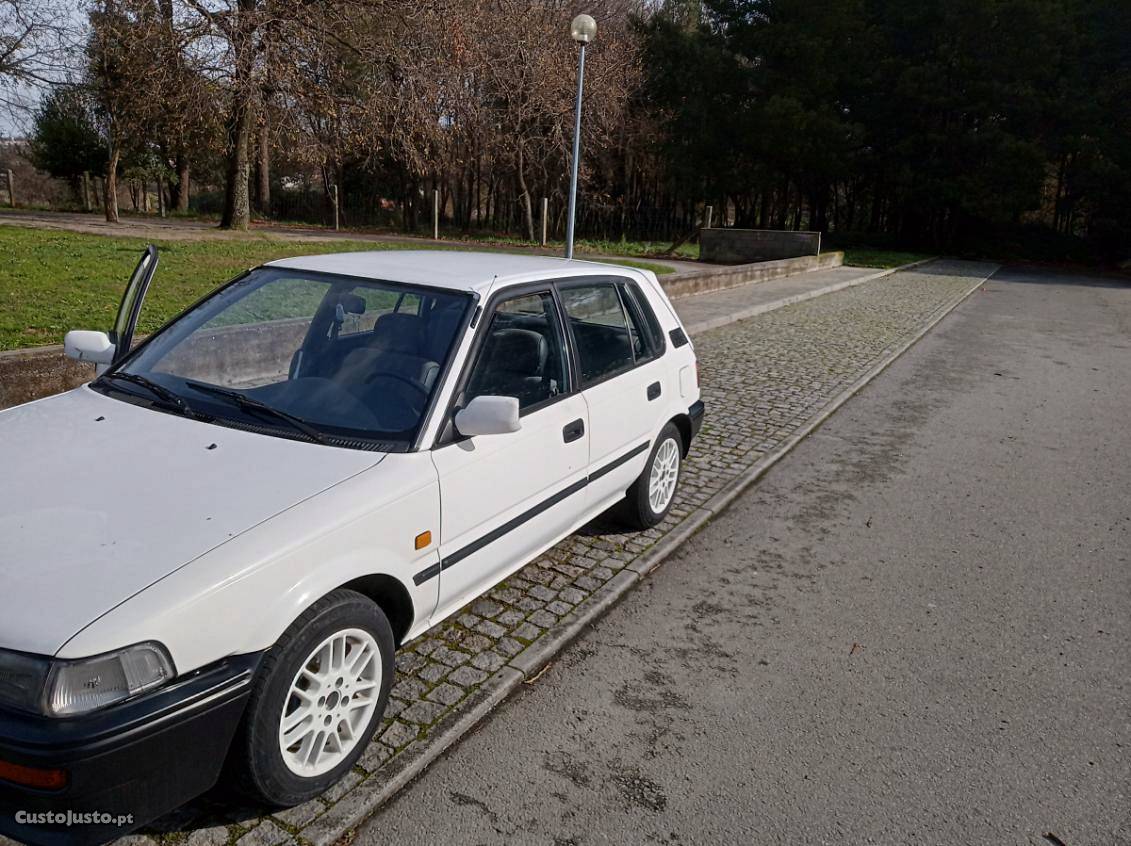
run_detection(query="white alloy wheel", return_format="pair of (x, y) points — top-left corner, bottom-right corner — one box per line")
(278, 627), (382, 777)
(648, 437), (680, 514)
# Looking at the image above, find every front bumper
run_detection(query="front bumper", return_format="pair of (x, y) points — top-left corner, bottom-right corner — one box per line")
(0, 653), (260, 846)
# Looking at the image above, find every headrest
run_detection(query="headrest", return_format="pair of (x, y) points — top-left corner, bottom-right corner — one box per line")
(491, 328), (548, 375)
(424, 301), (465, 360)
(372, 313), (421, 354)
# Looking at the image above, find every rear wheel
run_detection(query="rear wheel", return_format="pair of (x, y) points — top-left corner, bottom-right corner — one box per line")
(229, 589), (394, 806)
(619, 423), (683, 529)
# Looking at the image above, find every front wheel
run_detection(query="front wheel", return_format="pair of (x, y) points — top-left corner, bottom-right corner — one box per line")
(619, 423), (683, 529)
(228, 589), (395, 807)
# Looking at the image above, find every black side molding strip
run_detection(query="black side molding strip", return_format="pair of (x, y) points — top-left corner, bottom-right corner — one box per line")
(440, 476), (588, 574)
(413, 562), (442, 586)
(413, 440), (651, 586)
(587, 440), (649, 484)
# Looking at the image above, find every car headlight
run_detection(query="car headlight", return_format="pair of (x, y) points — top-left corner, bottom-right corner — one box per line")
(0, 649), (52, 714)
(0, 643), (175, 717)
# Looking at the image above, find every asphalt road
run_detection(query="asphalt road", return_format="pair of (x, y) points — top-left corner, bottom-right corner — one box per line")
(355, 266), (1131, 845)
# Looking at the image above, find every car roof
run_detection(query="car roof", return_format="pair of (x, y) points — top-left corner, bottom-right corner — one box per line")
(264, 250), (641, 295)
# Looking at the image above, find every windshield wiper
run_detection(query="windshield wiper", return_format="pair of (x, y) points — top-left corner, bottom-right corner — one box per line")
(99, 372), (200, 418)
(184, 381), (327, 444)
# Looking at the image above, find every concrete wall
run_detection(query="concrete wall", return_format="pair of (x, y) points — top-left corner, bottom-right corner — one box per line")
(0, 319), (309, 410)
(0, 346), (93, 409)
(700, 228), (822, 264)
(0, 252), (844, 410)
(156, 319), (308, 387)
(660, 251), (843, 300)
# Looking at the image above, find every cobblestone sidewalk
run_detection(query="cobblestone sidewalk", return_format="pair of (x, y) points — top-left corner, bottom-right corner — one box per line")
(14, 260), (994, 846)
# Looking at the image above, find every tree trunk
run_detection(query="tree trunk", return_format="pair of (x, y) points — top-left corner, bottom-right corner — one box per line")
(220, 0), (256, 230)
(175, 153), (190, 212)
(221, 93), (253, 229)
(256, 108), (270, 213)
(104, 145), (120, 223)
(516, 144), (535, 242)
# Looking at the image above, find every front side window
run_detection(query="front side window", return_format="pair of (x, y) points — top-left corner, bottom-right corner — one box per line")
(465, 291), (568, 412)
(95, 268), (470, 448)
(558, 283), (636, 386)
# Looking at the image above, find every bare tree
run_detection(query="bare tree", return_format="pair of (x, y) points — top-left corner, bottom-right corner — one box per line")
(1, 0), (81, 118)
(74, 0), (644, 235)
(87, 0), (177, 222)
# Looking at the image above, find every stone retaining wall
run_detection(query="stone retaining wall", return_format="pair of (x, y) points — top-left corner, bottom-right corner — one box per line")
(0, 346), (93, 409)
(660, 251), (843, 300)
(700, 228), (823, 263)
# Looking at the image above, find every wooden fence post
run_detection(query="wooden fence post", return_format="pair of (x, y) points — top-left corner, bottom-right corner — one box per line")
(82, 172), (92, 212)
(540, 197), (548, 246)
(332, 184), (340, 231)
(704, 205), (713, 230)
(433, 189), (440, 239)
(4, 170), (14, 206)
(157, 180), (165, 218)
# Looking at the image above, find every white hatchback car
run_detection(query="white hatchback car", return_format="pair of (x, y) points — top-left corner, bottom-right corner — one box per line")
(0, 249), (702, 844)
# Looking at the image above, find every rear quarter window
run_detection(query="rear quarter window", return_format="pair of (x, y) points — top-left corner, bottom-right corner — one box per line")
(618, 281), (666, 362)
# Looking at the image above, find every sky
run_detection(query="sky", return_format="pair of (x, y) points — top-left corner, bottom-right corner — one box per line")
(2, 99), (32, 139)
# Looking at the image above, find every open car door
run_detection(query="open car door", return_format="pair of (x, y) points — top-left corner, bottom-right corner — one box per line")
(110, 245), (159, 365)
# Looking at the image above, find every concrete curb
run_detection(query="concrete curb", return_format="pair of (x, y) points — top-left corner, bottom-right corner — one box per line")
(682, 256), (938, 336)
(509, 569), (641, 678)
(316, 260), (996, 843)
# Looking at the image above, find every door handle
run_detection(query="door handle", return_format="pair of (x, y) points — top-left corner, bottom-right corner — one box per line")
(647, 381), (662, 401)
(562, 419), (585, 443)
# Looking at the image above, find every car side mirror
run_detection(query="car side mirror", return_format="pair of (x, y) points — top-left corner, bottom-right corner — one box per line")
(64, 330), (116, 373)
(454, 395), (521, 437)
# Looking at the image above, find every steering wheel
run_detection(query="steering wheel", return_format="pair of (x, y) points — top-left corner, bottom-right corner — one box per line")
(363, 372), (430, 430)
(364, 371), (429, 398)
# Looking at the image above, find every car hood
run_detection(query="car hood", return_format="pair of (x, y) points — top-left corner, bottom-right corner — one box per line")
(0, 387), (384, 656)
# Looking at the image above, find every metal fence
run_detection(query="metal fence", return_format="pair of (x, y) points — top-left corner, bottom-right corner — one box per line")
(0, 164), (701, 247)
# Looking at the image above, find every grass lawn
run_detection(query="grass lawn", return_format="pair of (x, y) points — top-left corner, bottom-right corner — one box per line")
(842, 249), (933, 269)
(0, 226), (674, 351)
(462, 232), (701, 262)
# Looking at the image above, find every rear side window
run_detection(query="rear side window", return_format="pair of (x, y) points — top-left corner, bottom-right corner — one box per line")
(559, 281), (664, 385)
(559, 284), (636, 385)
(336, 290), (422, 338)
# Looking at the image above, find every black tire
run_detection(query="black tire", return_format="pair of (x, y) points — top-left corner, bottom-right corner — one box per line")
(619, 422), (683, 530)
(227, 589), (395, 807)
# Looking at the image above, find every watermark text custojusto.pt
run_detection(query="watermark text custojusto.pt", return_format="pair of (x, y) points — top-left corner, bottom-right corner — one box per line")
(15, 810), (134, 828)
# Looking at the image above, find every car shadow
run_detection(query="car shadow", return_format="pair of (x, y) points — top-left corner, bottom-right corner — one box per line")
(139, 785), (274, 836)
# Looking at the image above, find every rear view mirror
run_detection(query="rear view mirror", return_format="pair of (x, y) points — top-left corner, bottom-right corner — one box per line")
(64, 331), (116, 373)
(454, 395), (521, 437)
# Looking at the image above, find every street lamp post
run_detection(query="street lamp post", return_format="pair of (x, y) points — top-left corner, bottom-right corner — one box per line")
(565, 13), (596, 260)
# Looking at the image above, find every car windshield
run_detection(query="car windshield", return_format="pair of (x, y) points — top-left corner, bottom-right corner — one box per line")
(96, 267), (471, 449)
